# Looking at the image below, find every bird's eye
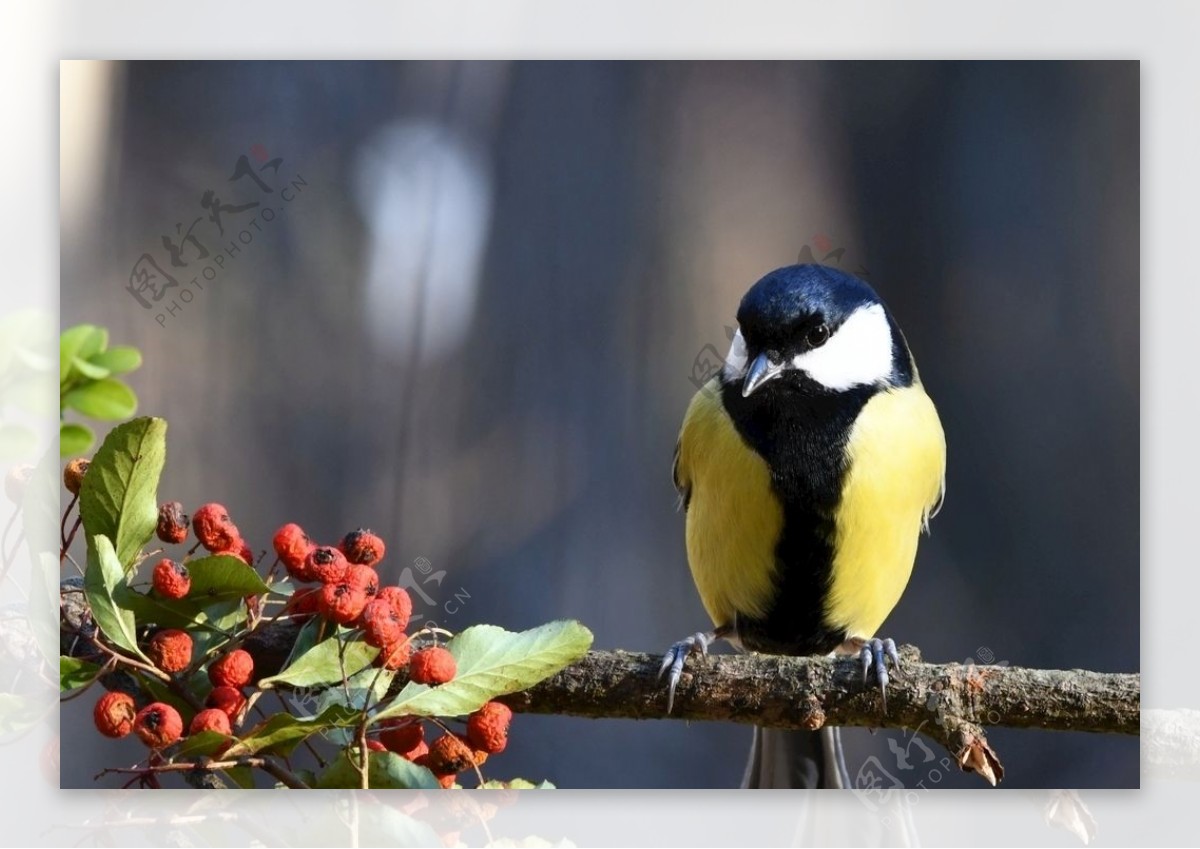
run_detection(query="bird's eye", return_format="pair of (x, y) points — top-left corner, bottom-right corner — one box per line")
(806, 323), (830, 349)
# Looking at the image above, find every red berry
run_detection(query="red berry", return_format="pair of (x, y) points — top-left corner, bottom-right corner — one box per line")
(206, 686), (246, 724)
(319, 577), (368, 625)
(286, 587), (322, 618)
(346, 563), (379, 599)
(366, 739), (387, 752)
(63, 457), (90, 496)
(273, 523), (314, 578)
(379, 719), (424, 757)
(379, 638), (413, 670)
(214, 540), (252, 565)
(339, 528), (386, 566)
(404, 739), (429, 763)
(151, 558), (191, 600)
(93, 691), (137, 739)
(409, 647), (456, 685)
(188, 708), (232, 736)
(133, 702), (184, 748)
(376, 586), (413, 631)
(156, 501), (189, 544)
(146, 629), (193, 673)
(466, 701), (512, 754)
(192, 503), (241, 552)
(306, 546), (348, 584)
(422, 733), (482, 775)
(209, 649), (254, 689)
(362, 599), (404, 648)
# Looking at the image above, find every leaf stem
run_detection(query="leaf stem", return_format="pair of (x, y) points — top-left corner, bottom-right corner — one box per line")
(89, 636), (172, 683)
(357, 723), (369, 790)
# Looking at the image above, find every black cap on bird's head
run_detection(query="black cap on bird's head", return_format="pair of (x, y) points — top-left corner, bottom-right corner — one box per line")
(724, 264), (913, 397)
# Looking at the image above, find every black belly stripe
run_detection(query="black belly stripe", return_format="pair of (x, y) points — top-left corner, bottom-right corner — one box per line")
(720, 378), (876, 656)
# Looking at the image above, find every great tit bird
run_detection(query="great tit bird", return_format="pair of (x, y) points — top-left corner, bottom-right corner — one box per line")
(663, 263), (946, 789)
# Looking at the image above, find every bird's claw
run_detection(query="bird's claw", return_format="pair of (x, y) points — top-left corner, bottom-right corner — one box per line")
(658, 631), (712, 714)
(859, 637), (902, 712)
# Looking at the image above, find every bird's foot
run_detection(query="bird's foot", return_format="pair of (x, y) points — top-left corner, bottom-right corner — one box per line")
(859, 637), (902, 713)
(658, 630), (719, 714)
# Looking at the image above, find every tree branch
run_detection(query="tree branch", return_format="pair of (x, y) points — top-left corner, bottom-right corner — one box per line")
(496, 647), (1139, 785)
(61, 579), (1139, 786)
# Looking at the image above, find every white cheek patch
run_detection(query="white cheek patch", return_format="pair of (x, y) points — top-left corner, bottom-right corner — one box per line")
(792, 303), (894, 390)
(722, 327), (749, 382)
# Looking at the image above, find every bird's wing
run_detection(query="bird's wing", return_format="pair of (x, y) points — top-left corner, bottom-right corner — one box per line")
(672, 439), (691, 511)
(925, 472), (946, 530)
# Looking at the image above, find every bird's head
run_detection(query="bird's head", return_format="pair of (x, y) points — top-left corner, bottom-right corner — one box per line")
(723, 264), (912, 398)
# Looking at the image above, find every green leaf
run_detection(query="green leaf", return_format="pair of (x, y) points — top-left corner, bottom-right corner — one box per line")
(283, 617), (325, 670)
(478, 778), (556, 789)
(267, 578), (297, 598)
(59, 422), (94, 457)
(89, 345), (142, 374)
(173, 730), (232, 760)
(223, 704), (359, 758)
(83, 534), (146, 660)
(78, 416), (167, 568)
(59, 324), (103, 383)
(315, 748), (440, 790)
(71, 356), (110, 380)
(78, 325), (108, 360)
(120, 557), (265, 634)
(137, 671), (194, 717)
(60, 656), (103, 691)
(372, 621), (592, 723)
(224, 765), (256, 788)
(187, 554), (270, 600)
(121, 581), (250, 638)
(315, 667), (394, 716)
(119, 590), (197, 630)
(258, 636), (378, 690)
(188, 597), (248, 656)
(63, 378), (138, 420)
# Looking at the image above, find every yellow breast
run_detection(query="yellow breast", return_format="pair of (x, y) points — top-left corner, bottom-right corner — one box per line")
(823, 382), (946, 639)
(676, 381), (784, 626)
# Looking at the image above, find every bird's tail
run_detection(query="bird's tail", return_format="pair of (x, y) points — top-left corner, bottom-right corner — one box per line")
(742, 726), (850, 789)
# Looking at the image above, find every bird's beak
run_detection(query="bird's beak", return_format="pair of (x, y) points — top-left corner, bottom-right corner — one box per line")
(742, 353), (784, 397)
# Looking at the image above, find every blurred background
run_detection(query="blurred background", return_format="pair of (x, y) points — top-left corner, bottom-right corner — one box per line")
(60, 60), (1138, 789)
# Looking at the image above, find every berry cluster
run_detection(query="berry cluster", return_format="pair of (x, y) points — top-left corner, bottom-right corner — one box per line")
(373, 699), (512, 788)
(273, 522), (423, 670)
(86, 497), (520, 789)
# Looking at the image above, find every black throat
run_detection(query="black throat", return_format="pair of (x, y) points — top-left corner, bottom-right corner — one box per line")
(719, 377), (877, 655)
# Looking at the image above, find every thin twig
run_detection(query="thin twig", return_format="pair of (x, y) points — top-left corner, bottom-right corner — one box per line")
(89, 637), (172, 683)
(96, 756), (310, 789)
(60, 493), (79, 553)
(60, 516), (83, 563)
